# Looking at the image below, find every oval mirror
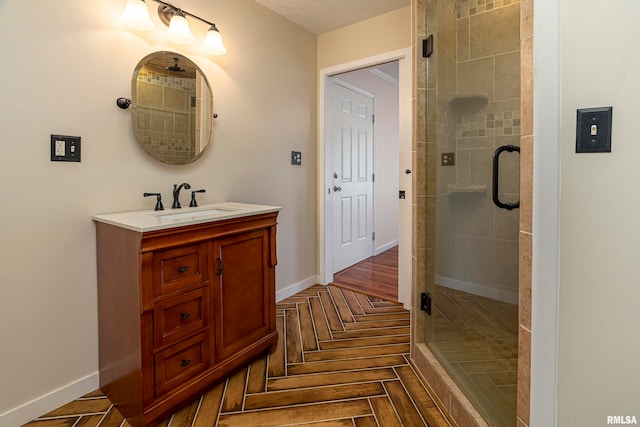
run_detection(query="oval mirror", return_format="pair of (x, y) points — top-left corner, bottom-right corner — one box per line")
(131, 51), (214, 165)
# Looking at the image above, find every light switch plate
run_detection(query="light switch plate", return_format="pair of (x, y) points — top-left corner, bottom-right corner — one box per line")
(291, 151), (302, 166)
(441, 152), (455, 166)
(576, 107), (612, 153)
(51, 134), (81, 162)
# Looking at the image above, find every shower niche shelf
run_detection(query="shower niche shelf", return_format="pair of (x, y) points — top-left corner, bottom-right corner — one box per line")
(447, 184), (487, 194)
(449, 93), (488, 109)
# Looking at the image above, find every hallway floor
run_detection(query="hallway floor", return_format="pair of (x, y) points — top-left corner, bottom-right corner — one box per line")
(25, 285), (451, 426)
(332, 246), (398, 302)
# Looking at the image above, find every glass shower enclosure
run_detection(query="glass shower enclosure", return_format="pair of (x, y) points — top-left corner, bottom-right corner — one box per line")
(422, 1), (521, 426)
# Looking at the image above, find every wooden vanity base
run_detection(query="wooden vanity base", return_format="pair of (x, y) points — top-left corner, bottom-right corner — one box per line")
(96, 212), (278, 426)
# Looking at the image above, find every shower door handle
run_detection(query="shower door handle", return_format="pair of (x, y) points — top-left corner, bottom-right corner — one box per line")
(492, 145), (520, 210)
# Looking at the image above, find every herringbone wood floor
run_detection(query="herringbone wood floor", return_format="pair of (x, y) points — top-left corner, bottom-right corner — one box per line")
(25, 285), (452, 427)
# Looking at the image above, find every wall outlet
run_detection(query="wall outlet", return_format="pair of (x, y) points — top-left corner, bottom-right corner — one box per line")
(55, 140), (65, 156)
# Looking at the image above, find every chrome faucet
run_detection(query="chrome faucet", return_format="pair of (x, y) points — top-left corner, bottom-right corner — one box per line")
(172, 183), (191, 209)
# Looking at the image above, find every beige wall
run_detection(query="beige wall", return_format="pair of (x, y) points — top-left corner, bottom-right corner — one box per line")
(0, 0), (317, 420)
(318, 6), (411, 70)
(557, 0), (640, 424)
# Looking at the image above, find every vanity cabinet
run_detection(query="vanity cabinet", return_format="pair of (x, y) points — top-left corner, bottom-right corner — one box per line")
(95, 210), (278, 426)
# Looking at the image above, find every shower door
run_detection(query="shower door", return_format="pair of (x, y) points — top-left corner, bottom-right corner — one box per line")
(423, 1), (521, 426)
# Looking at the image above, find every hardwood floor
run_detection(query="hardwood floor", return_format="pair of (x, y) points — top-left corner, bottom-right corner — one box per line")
(24, 284), (451, 427)
(332, 246), (398, 302)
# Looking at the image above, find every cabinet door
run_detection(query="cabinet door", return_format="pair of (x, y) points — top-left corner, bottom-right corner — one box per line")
(213, 229), (273, 361)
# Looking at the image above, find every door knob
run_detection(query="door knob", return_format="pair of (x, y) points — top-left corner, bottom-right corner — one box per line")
(405, 169), (412, 174)
(333, 185), (342, 192)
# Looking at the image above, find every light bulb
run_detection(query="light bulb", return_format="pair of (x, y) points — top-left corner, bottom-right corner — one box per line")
(166, 13), (194, 44)
(121, 0), (154, 31)
(201, 25), (227, 55)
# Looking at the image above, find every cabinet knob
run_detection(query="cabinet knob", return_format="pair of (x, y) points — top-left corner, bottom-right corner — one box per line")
(180, 313), (191, 320)
(180, 359), (192, 367)
(177, 266), (189, 273)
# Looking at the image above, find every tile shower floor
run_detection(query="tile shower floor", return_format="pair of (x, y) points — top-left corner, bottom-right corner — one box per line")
(429, 286), (519, 427)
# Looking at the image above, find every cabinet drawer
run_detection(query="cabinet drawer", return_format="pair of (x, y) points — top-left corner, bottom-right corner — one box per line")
(154, 288), (208, 348)
(153, 243), (208, 297)
(154, 332), (210, 397)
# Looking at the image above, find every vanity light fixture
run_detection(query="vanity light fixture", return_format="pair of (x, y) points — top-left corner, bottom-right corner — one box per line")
(165, 11), (194, 44)
(201, 24), (227, 55)
(120, 0), (227, 55)
(121, 0), (154, 30)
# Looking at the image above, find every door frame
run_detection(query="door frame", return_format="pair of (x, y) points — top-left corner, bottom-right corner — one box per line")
(318, 48), (412, 309)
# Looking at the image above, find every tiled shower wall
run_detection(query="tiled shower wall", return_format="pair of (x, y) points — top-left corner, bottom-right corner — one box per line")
(436, 0), (521, 304)
(411, 0), (533, 425)
(133, 64), (196, 164)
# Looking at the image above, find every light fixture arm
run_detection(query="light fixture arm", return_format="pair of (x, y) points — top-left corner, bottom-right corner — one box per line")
(152, 0), (217, 27)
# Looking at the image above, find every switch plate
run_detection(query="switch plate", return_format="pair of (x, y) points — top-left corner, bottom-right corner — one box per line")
(51, 134), (81, 162)
(291, 151), (302, 166)
(441, 152), (455, 166)
(576, 107), (612, 153)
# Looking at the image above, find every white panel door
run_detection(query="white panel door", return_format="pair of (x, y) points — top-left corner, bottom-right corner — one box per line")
(330, 80), (374, 273)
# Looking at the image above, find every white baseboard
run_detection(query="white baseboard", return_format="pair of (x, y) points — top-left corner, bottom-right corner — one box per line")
(0, 371), (99, 427)
(276, 275), (319, 302)
(374, 239), (398, 256)
(436, 276), (518, 305)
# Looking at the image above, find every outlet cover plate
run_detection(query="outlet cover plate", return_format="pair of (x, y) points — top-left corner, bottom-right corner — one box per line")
(51, 134), (81, 162)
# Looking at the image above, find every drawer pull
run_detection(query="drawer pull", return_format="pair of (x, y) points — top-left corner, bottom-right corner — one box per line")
(180, 313), (191, 320)
(180, 359), (192, 367)
(177, 266), (189, 273)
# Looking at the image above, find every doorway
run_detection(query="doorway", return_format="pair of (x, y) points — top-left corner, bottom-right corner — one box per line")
(318, 48), (412, 309)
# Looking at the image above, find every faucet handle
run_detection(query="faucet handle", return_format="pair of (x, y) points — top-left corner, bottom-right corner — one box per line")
(189, 189), (206, 207)
(143, 192), (164, 211)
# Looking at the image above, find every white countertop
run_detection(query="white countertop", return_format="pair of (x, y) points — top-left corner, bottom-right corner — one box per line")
(92, 202), (281, 232)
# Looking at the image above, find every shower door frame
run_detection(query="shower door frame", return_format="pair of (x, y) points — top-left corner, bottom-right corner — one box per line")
(409, 0), (557, 426)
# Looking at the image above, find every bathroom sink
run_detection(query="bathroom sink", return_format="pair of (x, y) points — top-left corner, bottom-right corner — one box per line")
(156, 208), (233, 220)
(93, 202), (281, 232)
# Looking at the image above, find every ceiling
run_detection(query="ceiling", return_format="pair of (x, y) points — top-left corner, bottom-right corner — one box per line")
(254, 0), (410, 35)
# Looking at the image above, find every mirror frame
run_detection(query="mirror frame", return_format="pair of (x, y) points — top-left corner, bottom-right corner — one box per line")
(130, 51), (214, 165)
